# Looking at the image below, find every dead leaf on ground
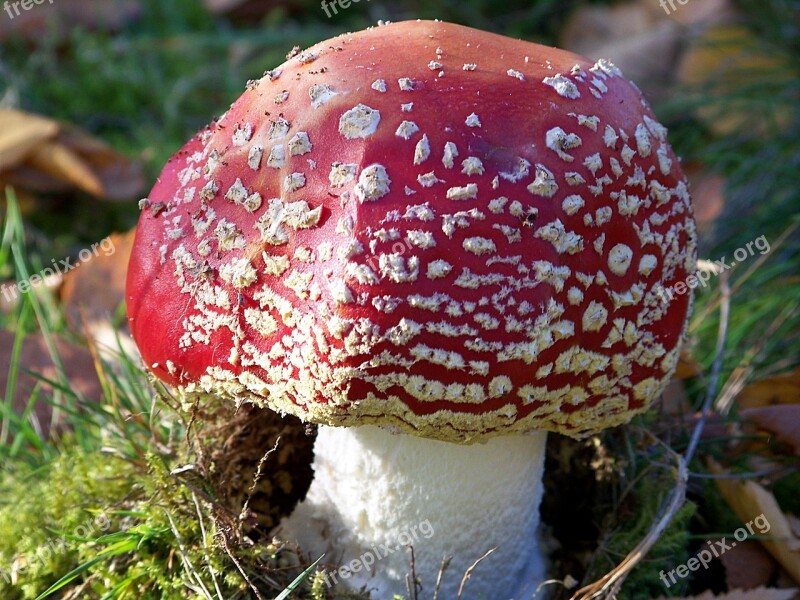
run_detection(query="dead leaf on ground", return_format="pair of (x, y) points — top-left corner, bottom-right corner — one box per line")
(708, 458), (800, 585)
(741, 405), (800, 455)
(0, 110), (58, 170)
(720, 539), (778, 591)
(58, 124), (145, 200)
(25, 140), (104, 197)
(675, 346), (703, 379)
(59, 229), (137, 359)
(60, 229), (134, 328)
(684, 162), (727, 226)
(737, 370), (800, 410)
(0, 108), (144, 200)
(0, 330), (103, 438)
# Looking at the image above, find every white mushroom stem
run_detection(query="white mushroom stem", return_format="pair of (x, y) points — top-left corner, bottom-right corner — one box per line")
(278, 425), (548, 599)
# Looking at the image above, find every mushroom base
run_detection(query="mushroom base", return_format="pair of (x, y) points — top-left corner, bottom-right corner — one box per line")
(277, 424), (548, 599)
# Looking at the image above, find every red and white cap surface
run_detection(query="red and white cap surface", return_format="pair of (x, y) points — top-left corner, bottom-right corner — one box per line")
(126, 20), (696, 442)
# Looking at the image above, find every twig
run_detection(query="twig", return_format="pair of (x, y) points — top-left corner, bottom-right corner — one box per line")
(238, 436), (281, 529)
(220, 533), (267, 600)
(407, 544), (419, 600)
(165, 510), (215, 599)
(570, 454), (688, 600)
(685, 271), (731, 462)
(193, 492), (224, 600)
(432, 556), (451, 600)
(456, 548), (495, 600)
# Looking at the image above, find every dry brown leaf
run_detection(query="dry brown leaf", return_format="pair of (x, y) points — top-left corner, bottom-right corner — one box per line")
(57, 125), (145, 200)
(0, 272), (63, 314)
(657, 587), (798, 599)
(709, 458), (800, 584)
(661, 379), (691, 415)
(60, 229), (134, 328)
(0, 109), (143, 200)
(737, 370), (800, 410)
(25, 141), (105, 197)
(0, 330), (102, 437)
(720, 539), (778, 591)
(0, 108), (59, 170)
(59, 229), (138, 361)
(741, 405), (800, 455)
(675, 346), (703, 379)
(684, 162), (726, 226)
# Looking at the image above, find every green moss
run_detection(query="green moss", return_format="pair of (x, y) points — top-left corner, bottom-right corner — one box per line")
(0, 441), (318, 599)
(584, 468), (697, 600)
(0, 447), (136, 599)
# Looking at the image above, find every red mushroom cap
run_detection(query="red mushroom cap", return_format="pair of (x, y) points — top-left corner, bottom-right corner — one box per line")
(126, 20), (696, 442)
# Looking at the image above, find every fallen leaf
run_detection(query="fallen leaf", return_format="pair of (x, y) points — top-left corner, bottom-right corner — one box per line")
(0, 109), (58, 170)
(708, 458), (800, 585)
(60, 230), (134, 328)
(737, 370), (800, 410)
(684, 163), (726, 226)
(720, 539), (778, 591)
(25, 140), (105, 197)
(57, 125), (145, 200)
(0, 330), (103, 438)
(675, 346), (703, 379)
(58, 229), (138, 361)
(0, 109), (143, 200)
(741, 405), (800, 455)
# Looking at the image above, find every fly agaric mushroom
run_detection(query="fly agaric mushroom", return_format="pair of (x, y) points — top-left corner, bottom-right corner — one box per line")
(126, 20), (696, 599)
